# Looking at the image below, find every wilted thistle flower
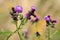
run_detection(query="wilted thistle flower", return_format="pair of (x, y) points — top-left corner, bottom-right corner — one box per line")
(36, 32), (40, 37)
(15, 6), (23, 13)
(45, 15), (57, 28)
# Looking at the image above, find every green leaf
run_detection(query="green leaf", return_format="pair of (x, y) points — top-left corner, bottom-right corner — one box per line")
(55, 30), (60, 36)
(0, 29), (13, 36)
(51, 30), (60, 40)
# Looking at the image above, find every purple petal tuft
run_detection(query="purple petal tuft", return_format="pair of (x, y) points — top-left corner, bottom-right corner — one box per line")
(31, 6), (36, 11)
(52, 20), (57, 23)
(45, 16), (50, 21)
(15, 6), (23, 13)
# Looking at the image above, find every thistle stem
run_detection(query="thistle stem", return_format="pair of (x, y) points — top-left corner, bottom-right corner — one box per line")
(6, 23), (22, 40)
(48, 26), (50, 40)
(16, 21), (22, 40)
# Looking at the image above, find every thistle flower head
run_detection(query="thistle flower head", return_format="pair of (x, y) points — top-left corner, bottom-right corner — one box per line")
(52, 20), (57, 23)
(30, 19), (35, 22)
(31, 6), (36, 11)
(15, 6), (23, 13)
(35, 16), (40, 22)
(25, 7), (40, 23)
(45, 15), (50, 21)
(30, 16), (40, 23)
(25, 13), (31, 19)
(45, 15), (57, 28)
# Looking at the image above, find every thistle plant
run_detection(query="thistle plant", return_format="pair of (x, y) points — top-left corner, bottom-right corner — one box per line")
(44, 15), (57, 40)
(25, 6), (40, 23)
(25, 6), (41, 40)
(0, 5), (57, 40)
(7, 5), (28, 40)
(6, 6), (40, 40)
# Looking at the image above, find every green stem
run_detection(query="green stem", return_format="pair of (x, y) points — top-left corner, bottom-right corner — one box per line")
(38, 37), (40, 40)
(6, 18), (28, 40)
(16, 21), (22, 40)
(48, 27), (50, 40)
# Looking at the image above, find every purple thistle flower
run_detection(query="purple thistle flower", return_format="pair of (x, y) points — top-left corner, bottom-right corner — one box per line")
(31, 6), (36, 11)
(30, 16), (40, 22)
(45, 15), (51, 26)
(35, 16), (40, 22)
(15, 6), (23, 13)
(52, 20), (57, 23)
(30, 19), (35, 22)
(45, 15), (51, 21)
(25, 13), (31, 19)
(45, 15), (57, 28)
(25, 6), (40, 23)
